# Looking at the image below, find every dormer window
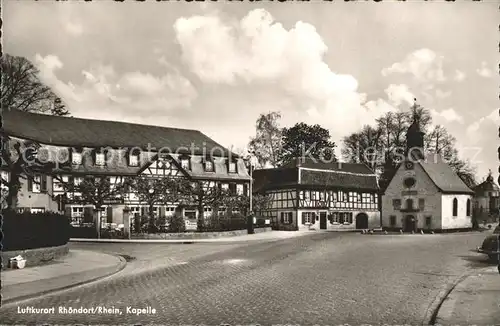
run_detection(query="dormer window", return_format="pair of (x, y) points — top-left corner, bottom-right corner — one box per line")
(204, 160), (214, 172)
(228, 161), (237, 173)
(72, 151), (82, 165)
(180, 158), (190, 170)
(129, 153), (139, 167)
(95, 153), (105, 166)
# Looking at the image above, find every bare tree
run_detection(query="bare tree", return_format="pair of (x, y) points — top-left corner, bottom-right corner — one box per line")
(1, 54), (69, 116)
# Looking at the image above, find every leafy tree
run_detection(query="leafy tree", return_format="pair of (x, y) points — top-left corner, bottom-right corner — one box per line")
(278, 122), (337, 166)
(1, 54), (69, 116)
(248, 111), (283, 168)
(129, 176), (181, 232)
(227, 193), (271, 217)
(176, 180), (230, 231)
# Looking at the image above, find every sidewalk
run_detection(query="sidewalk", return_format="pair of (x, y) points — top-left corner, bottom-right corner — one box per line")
(1, 249), (126, 305)
(71, 230), (314, 243)
(435, 266), (500, 325)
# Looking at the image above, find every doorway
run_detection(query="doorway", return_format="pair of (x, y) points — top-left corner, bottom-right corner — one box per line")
(355, 213), (369, 229)
(319, 212), (327, 229)
(404, 215), (416, 232)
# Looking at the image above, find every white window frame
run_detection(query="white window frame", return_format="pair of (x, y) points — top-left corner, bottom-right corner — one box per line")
(180, 159), (190, 170)
(95, 153), (106, 166)
(228, 162), (237, 173)
(71, 206), (84, 218)
(30, 207), (45, 214)
(129, 154), (139, 167)
(204, 161), (214, 172)
(72, 152), (82, 165)
(31, 175), (42, 193)
(236, 184), (244, 195)
(281, 212), (292, 224)
(303, 212), (313, 224)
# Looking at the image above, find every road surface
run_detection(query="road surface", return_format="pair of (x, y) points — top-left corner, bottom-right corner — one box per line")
(0, 231), (489, 324)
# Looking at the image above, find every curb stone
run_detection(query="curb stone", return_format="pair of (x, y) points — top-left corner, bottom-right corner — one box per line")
(1, 254), (127, 306)
(422, 270), (473, 326)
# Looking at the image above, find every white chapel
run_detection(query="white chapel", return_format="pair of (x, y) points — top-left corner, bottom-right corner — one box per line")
(381, 105), (474, 232)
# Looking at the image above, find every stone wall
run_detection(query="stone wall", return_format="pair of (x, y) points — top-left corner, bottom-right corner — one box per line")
(132, 227), (272, 239)
(1, 244), (69, 269)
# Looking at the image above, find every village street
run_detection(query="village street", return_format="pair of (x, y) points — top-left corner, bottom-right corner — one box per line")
(1, 231), (491, 325)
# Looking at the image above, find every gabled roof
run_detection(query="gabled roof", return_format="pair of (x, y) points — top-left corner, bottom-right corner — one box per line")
(1, 109), (233, 157)
(418, 154), (474, 194)
(473, 177), (499, 193)
(253, 158), (379, 192)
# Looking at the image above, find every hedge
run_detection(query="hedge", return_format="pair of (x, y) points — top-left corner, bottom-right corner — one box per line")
(70, 225), (98, 239)
(2, 210), (70, 251)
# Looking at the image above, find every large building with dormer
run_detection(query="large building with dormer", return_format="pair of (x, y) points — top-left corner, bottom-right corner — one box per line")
(472, 171), (500, 223)
(1, 109), (251, 229)
(253, 158), (381, 231)
(381, 112), (474, 232)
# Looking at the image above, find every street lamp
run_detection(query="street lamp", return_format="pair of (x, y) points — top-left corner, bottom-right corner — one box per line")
(247, 150), (256, 215)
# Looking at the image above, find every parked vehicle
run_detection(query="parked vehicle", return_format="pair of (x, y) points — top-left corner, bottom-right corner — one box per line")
(477, 225), (500, 261)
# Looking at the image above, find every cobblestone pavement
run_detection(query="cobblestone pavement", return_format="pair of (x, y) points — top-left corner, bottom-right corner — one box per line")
(1, 232), (488, 325)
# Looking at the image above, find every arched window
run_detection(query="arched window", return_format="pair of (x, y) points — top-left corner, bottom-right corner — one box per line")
(452, 198), (458, 217)
(466, 198), (471, 216)
(406, 198), (414, 210)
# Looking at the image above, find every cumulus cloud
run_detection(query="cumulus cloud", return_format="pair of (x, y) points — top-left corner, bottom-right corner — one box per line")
(476, 61), (492, 78)
(466, 109), (498, 135)
(430, 108), (464, 124)
(382, 48), (446, 83)
(384, 84), (414, 106)
(174, 9), (394, 138)
(34, 54), (197, 121)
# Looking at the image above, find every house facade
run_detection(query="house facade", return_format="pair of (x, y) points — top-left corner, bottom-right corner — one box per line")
(253, 158), (381, 231)
(381, 112), (474, 232)
(472, 171), (500, 223)
(1, 109), (251, 229)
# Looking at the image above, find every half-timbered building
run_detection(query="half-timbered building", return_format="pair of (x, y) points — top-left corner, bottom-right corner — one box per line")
(1, 109), (250, 229)
(253, 158), (381, 231)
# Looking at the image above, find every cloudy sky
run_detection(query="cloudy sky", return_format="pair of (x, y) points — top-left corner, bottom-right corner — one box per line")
(4, 1), (498, 179)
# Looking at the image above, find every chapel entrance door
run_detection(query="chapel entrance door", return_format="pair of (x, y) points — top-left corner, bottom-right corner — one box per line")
(404, 215), (416, 233)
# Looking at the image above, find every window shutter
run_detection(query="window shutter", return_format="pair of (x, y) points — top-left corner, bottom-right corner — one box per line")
(229, 183), (236, 195)
(107, 206), (113, 223)
(27, 176), (33, 192)
(83, 207), (93, 223)
(243, 184), (248, 196)
(280, 212), (284, 224)
(64, 206), (72, 217)
(41, 175), (47, 192)
(160, 206), (166, 217)
(301, 213), (305, 224)
(311, 213), (316, 224)
(141, 206), (147, 217)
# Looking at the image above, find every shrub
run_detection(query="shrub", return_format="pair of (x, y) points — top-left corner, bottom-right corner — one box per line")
(2, 210), (70, 251)
(167, 213), (186, 233)
(70, 224), (98, 238)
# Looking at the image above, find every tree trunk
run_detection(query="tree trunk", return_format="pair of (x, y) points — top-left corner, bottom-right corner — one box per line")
(148, 202), (154, 232)
(94, 208), (101, 239)
(197, 201), (204, 232)
(6, 174), (21, 210)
